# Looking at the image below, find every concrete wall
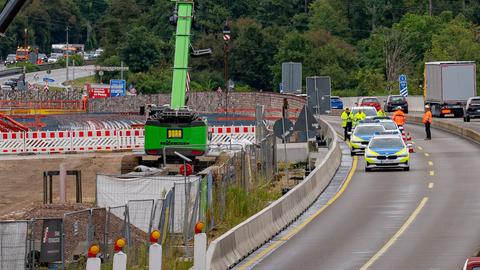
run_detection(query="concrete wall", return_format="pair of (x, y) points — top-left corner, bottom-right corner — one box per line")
(205, 118), (341, 270)
(87, 92), (306, 118)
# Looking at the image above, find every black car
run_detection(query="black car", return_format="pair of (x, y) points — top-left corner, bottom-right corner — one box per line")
(464, 97), (480, 122)
(384, 95), (408, 113)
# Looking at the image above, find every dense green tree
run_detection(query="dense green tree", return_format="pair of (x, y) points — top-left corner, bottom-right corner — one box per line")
(118, 26), (163, 73)
(230, 19), (277, 90)
(309, 0), (350, 38)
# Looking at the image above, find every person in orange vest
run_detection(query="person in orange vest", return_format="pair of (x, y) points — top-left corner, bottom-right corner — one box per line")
(423, 105), (433, 140)
(392, 106), (406, 127)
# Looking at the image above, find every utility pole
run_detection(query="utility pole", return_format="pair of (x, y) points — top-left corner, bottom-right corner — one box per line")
(429, 0), (433, 16)
(223, 20), (231, 122)
(23, 28), (27, 50)
(66, 25), (70, 82)
(304, 0), (308, 13)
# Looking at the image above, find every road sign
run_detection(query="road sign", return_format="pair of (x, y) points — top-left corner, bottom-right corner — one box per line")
(110, 79), (126, 97)
(223, 34), (231, 41)
(273, 119), (293, 139)
(399, 74), (408, 97)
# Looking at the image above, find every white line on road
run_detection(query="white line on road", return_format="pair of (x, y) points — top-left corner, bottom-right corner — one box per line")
(359, 197), (429, 270)
(428, 182), (434, 189)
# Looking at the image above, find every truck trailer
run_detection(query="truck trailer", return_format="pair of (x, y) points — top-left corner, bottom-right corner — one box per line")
(424, 61), (477, 117)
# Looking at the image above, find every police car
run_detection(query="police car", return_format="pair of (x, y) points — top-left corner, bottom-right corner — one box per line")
(364, 134), (410, 172)
(349, 123), (385, 156)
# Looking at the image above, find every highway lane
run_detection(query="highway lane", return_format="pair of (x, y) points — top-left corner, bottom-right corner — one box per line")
(0, 65), (94, 87)
(249, 121), (480, 270)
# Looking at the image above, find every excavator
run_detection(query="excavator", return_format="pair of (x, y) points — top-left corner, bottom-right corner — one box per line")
(143, 0), (209, 160)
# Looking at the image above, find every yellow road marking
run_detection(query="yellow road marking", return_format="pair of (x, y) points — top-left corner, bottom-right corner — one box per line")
(237, 157), (359, 270)
(424, 153), (430, 157)
(359, 197), (429, 270)
(429, 170), (435, 176)
(417, 146), (423, 151)
(428, 161), (433, 166)
(428, 182), (434, 189)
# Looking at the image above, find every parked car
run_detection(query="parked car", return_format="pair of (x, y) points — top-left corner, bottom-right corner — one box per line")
(330, 96), (343, 109)
(38, 53), (48, 61)
(1, 84), (13, 90)
(358, 97), (381, 111)
(4, 76), (22, 88)
(83, 53), (94, 61)
(463, 257), (480, 270)
(384, 95), (409, 113)
(4, 54), (16, 65)
(463, 96), (480, 122)
(48, 54), (62, 64)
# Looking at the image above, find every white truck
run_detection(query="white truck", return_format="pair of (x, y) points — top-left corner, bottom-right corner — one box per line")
(424, 61), (477, 117)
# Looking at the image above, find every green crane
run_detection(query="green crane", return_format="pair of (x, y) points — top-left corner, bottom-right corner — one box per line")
(144, 0), (209, 158)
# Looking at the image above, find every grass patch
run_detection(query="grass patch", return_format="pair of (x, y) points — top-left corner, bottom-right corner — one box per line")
(223, 181), (281, 230)
(67, 75), (96, 89)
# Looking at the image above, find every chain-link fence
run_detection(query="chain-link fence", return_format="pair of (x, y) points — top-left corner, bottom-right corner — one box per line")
(0, 221), (28, 270)
(63, 209), (91, 263)
(105, 205), (130, 261)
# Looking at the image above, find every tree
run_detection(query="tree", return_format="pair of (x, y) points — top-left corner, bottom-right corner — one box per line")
(118, 26), (162, 73)
(230, 19), (277, 90)
(426, 15), (480, 62)
(383, 28), (414, 91)
(309, 0), (350, 38)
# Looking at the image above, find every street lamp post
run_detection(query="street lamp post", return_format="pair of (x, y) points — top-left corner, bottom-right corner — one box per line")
(223, 21), (231, 123)
(66, 26), (70, 82)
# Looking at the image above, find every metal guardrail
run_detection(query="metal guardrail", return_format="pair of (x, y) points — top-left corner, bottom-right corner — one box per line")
(0, 67), (22, 77)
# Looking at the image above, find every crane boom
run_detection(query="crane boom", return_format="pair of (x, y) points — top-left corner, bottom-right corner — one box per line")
(170, 0), (194, 109)
(0, 0), (27, 36)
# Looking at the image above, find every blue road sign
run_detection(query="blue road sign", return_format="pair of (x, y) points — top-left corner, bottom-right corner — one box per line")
(43, 77), (55, 83)
(399, 74), (408, 97)
(110, 79), (126, 97)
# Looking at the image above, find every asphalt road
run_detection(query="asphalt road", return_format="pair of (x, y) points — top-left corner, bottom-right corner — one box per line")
(0, 65), (94, 87)
(250, 118), (480, 270)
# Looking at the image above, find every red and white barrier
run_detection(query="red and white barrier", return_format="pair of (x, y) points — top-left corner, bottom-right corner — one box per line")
(209, 126), (256, 145)
(0, 126), (255, 155)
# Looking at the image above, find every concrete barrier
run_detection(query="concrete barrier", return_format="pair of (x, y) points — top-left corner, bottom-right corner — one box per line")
(205, 118), (341, 270)
(408, 115), (480, 144)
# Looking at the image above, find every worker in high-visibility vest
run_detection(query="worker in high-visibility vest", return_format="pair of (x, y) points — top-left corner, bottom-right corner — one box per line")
(377, 108), (387, 117)
(423, 105), (433, 140)
(354, 110), (366, 127)
(341, 108), (354, 140)
(392, 106), (406, 127)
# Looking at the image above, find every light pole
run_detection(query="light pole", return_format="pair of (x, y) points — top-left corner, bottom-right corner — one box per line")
(223, 21), (231, 123)
(174, 151), (192, 255)
(65, 25), (70, 82)
(281, 117), (290, 190)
